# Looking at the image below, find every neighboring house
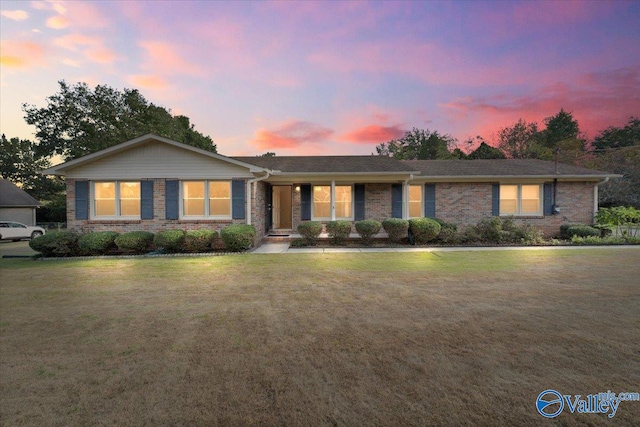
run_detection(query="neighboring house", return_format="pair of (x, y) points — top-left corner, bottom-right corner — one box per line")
(42, 134), (618, 242)
(0, 179), (41, 226)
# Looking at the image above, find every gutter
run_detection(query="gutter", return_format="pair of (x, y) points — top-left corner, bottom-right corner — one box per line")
(246, 170), (273, 225)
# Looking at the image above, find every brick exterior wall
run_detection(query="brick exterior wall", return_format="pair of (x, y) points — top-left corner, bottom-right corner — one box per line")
(66, 178), (248, 235)
(67, 178), (596, 239)
(434, 181), (595, 236)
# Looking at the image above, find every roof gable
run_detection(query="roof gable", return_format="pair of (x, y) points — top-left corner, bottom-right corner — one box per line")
(42, 134), (266, 176)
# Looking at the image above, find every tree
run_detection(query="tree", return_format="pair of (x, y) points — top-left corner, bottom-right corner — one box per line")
(23, 81), (216, 161)
(376, 128), (456, 160)
(259, 152), (276, 157)
(0, 134), (63, 200)
(468, 142), (506, 159)
(496, 119), (541, 159)
(593, 117), (640, 150)
(541, 108), (580, 148)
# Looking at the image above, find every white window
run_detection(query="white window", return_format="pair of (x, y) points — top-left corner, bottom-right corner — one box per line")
(182, 181), (231, 218)
(500, 184), (542, 216)
(409, 185), (423, 218)
(312, 185), (353, 220)
(93, 181), (140, 218)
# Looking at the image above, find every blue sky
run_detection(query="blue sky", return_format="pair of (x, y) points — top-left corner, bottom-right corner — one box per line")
(1, 0), (639, 156)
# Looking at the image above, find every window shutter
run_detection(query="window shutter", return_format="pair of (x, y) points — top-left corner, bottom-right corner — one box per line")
(232, 180), (246, 220)
(165, 180), (179, 220)
(75, 181), (89, 220)
(391, 184), (403, 218)
(425, 184), (436, 218)
(491, 184), (500, 216)
(300, 184), (311, 221)
(141, 181), (154, 220)
(543, 182), (553, 216)
(354, 184), (365, 221)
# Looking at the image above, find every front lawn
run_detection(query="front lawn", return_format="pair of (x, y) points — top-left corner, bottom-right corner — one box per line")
(1, 249), (639, 426)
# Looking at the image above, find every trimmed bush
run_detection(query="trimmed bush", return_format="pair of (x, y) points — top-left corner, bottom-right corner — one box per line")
(220, 224), (256, 252)
(154, 229), (186, 253)
(326, 220), (352, 245)
(115, 231), (155, 254)
(29, 230), (80, 257)
(560, 224), (600, 239)
(183, 229), (218, 252)
(433, 218), (458, 244)
(355, 220), (382, 246)
(297, 221), (323, 245)
(408, 218), (441, 244)
(78, 231), (119, 255)
(382, 218), (409, 242)
(462, 217), (544, 244)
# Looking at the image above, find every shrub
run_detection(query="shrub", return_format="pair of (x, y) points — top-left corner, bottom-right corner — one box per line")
(220, 224), (256, 252)
(29, 231), (80, 257)
(154, 229), (186, 253)
(78, 231), (119, 255)
(408, 218), (441, 244)
(183, 229), (218, 252)
(462, 217), (544, 244)
(433, 218), (457, 244)
(115, 231), (155, 254)
(326, 220), (352, 245)
(289, 238), (307, 248)
(297, 221), (323, 245)
(560, 224), (600, 239)
(382, 218), (409, 243)
(355, 220), (382, 246)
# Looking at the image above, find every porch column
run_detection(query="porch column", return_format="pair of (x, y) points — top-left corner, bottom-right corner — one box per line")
(330, 180), (336, 220)
(402, 181), (409, 219)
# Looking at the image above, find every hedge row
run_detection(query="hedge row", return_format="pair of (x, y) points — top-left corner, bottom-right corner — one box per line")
(29, 225), (256, 257)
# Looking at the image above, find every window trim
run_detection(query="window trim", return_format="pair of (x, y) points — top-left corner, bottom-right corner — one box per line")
(91, 181), (141, 220)
(499, 183), (543, 216)
(180, 180), (232, 219)
(311, 184), (354, 220)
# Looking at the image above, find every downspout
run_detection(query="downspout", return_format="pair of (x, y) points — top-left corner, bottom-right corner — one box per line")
(594, 177), (610, 220)
(246, 170), (271, 226)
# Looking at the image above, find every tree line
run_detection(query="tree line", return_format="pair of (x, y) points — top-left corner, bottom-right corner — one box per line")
(1, 82), (638, 223)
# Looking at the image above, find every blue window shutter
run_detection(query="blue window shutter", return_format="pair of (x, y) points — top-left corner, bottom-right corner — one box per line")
(232, 180), (245, 220)
(543, 182), (553, 216)
(141, 181), (154, 220)
(354, 184), (365, 221)
(300, 184), (311, 220)
(391, 184), (403, 218)
(165, 180), (179, 220)
(75, 180), (89, 220)
(492, 184), (500, 216)
(425, 184), (436, 218)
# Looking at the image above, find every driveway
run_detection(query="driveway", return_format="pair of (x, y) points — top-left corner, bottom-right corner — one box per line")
(0, 240), (38, 257)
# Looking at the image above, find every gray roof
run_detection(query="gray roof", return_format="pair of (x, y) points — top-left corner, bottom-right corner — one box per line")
(233, 156), (417, 174)
(402, 159), (615, 178)
(0, 179), (40, 207)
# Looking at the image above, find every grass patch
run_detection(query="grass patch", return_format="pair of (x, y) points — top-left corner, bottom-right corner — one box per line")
(1, 249), (639, 425)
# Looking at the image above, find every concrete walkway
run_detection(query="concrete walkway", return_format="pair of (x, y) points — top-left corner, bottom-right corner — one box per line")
(250, 242), (640, 254)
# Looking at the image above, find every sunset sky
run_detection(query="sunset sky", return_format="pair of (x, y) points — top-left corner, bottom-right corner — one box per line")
(1, 0), (639, 156)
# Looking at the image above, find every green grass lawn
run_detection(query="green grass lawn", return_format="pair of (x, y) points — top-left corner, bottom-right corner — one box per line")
(1, 249), (639, 426)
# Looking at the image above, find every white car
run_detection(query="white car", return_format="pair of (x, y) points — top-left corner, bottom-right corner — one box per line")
(0, 221), (46, 241)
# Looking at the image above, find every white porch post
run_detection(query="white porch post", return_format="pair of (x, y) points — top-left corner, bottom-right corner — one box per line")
(330, 180), (336, 220)
(402, 181), (409, 219)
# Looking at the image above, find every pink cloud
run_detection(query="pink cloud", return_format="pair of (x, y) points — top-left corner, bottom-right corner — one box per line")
(441, 66), (640, 142)
(341, 124), (405, 144)
(85, 47), (116, 64)
(53, 33), (116, 64)
(1, 10), (29, 21)
(128, 74), (168, 90)
(0, 40), (45, 68)
(138, 41), (204, 76)
(251, 120), (334, 150)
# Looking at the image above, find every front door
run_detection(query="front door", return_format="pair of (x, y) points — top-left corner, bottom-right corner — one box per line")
(271, 186), (292, 229)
